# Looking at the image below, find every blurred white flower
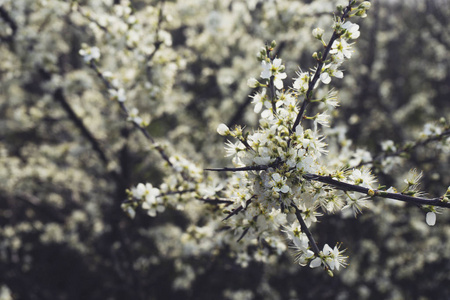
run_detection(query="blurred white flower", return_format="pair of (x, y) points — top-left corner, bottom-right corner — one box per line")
(79, 46), (100, 62)
(426, 212), (436, 226)
(312, 27), (324, 39)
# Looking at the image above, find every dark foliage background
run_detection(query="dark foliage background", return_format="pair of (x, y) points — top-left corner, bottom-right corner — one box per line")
(0, 0), (449, 299)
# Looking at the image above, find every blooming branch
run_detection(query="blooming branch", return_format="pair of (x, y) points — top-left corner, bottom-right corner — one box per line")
(303, 173), (450, 208)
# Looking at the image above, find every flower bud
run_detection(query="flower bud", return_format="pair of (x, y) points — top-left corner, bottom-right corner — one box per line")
(247, 77), (259, 88)
(312, 27), (324, 39)
(217, 123), (230, 136)
(355, 10), (368, 18)
(426, 212), (436, 226)
(270, 40), (277, 49)
(359, 1), (371, 9)
(312, 52), (319, 61)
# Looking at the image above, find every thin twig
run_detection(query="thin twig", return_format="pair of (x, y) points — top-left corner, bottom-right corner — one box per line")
(205, 165), (269, 172)
(358, 129), (450, 168)
(237, 226), (251, 242)
(291, 204), (322, 257)
(0, 6), (17, 42)
(54, 88), (109, 166)
(223, 197), (254, 221)
(196, 198), (234, 205)
(88, 61), (174, 168)
(146, 0), (165, 63)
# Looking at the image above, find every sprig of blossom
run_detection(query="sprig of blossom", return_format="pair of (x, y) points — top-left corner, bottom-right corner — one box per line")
(310, 243), (348, 273)
(79, 44), (101, 62)
(260, 57), (287, 90)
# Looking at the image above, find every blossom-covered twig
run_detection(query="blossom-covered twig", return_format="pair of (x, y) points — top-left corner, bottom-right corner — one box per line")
(290, 2), (353, 134)
(223, 197), (254, 221)
(87, 60), (174, 168)
(303, 173), (450, 208)
(146, 0), (165, 64)
(291, 204), (321, 257)
(361, 128), (450, 168)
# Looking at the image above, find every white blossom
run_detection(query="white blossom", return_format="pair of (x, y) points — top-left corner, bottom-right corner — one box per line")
(426, 212), (436, 226)
(217, 123), (230, 136)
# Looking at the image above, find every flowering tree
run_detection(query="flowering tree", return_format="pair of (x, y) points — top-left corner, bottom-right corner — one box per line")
(121, 0), (449, 274)
(1, 0), (450, 299)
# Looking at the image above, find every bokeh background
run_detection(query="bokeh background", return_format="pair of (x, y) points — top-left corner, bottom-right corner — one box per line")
(1, 0), (449, 299)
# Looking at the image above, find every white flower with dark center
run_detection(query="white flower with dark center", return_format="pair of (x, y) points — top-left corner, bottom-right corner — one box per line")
(315, 112), (330, 127)
(349, 167), (375, 188)
(342, 192), (369, 216)
(323, 244), (347, 271)
(247, 77), (259, 88)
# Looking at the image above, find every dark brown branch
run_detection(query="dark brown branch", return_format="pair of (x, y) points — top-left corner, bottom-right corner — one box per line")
(0, 6), (17, 42)
(205, 165), (269, 172)
(88, 61), (174, 168)
(146, 0), (165, 62)
(237, 226), (250, 242)
(196, 198), (234, 205)
(291, 204), (322, 257)
(266, 43), (277, 114)
(54, 88), (109, 166)
(223, 197), (254, 221)
(223, 206), (243, 221)
(76, 6), (109, 33)
(303, 173), (450, 208)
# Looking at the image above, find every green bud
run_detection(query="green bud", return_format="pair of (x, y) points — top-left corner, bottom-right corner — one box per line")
(327, 269), (334, 277)
(270, 40), (277, 49)
(359, 1), (371, 9)
(312, 52), (319, 61)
